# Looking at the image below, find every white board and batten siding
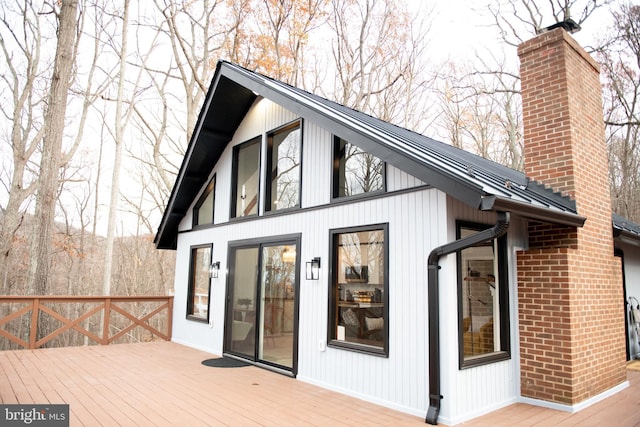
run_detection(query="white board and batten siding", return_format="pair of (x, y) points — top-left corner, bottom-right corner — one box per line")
(171, 97), (520, 421)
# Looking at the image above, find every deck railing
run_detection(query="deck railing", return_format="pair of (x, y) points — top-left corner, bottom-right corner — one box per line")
(0, 296), (173, 350)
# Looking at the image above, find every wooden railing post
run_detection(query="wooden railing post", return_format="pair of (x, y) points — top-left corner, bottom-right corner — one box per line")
(167, 297), (173, 341)
(29, 298), (39, 349)
(102, 298), (111, 345)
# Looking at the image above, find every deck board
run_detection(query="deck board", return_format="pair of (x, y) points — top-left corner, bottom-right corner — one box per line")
(1, 342), (640, 426)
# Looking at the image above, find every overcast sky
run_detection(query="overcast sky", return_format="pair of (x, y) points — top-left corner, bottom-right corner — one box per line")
(416, 0), (613, 62)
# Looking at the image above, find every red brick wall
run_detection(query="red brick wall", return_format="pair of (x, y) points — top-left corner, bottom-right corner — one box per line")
(527, 222), (578, 249)
(517, 28), (626, 405)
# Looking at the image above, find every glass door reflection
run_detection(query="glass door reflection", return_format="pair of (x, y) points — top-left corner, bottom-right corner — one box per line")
(258, 244), (296, 369)
(228, 247), (258, 358)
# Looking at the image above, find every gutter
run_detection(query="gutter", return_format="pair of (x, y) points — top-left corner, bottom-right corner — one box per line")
(425, 212), (510, 425)
(481, 196), (584, 228)
(614, 228), (640, 248)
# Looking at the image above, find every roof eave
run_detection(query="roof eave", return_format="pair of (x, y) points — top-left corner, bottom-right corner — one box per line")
(154, 64), (257, 250)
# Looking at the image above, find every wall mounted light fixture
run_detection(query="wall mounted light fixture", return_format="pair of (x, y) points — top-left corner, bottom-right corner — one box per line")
(306, 257), (321, 280)
(209, 261), (220, 279)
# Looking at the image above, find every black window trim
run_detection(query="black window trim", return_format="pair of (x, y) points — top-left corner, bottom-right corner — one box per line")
(265, 119), (303, 214)
(456, 220), (511, 369)
(186, 243), (213, 323)
(230, 136), (262, 220)
(331, 135), (386, 203)
(192, 174), (216, 228)
(327, 222), (389, 357)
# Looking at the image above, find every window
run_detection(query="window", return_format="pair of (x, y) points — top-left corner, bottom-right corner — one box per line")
(266, 121), (301, 212)
(329, 224), (388, 356)
(231, 137), (261, 218)
(333, 137), (384, 198)
(457, 222), (510, 367)
(187, 244), (212, 322)
(193, 176), (215, 226)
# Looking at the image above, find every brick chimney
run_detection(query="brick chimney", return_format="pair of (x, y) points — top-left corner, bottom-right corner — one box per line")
(516, 28), (626, 405)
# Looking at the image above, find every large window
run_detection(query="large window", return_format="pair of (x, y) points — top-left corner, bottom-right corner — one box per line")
(231, 137), (261, 218)
(187, 244), (212, 322)
(333, 137), (384, 199)
(457, 222), (510, 367)
(266, 121), (301, 212)
(329, 224), (388, 356)
(193, 176), (215, 226)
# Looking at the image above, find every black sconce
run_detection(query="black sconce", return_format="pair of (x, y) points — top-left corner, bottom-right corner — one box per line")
(305, 257), (321, 280)
(209, 261), (220, 279)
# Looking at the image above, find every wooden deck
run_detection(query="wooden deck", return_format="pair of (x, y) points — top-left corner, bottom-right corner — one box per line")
(1, 342), (639, 426)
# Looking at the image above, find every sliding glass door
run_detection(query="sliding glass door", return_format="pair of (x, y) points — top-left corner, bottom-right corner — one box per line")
(226, 238), (299, 373)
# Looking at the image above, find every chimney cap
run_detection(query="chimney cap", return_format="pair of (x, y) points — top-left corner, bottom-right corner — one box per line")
(538, 18), (581, 34)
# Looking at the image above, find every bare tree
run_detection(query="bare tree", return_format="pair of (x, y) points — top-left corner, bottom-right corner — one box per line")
(436, 54), (523, 169)
(27, 0), (80, 295)
(251, 0), (328, 84)
(598, 3), (640, 223)
(154, 0), (226, 141)
(0, 1), (47, 292)
(483, 0), (614, 46)
(102, 0), (131, 296)
(328, 0), (435, 128)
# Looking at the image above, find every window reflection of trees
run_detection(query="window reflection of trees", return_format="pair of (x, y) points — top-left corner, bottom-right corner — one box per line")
(190, 246), (211, 319)
(263, 245), (296, 298)
(337, 139), (384, 197)
(262, 245), (296, 335)
(272, 128), (300, 210)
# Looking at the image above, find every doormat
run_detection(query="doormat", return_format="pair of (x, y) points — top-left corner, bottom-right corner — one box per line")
(626, 360), (640, 371)
(202, 357), (251, 368)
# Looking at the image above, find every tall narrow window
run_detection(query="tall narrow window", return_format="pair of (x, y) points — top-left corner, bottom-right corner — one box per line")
(187, 244), (212, 322)
(266, 121), (301, 212)
(329, 224), (388, 356)
(333, 137), (384, 199)
(457, 222), (510, 367)
(232, 137), (261, 218)
(193, 176), (215, 226)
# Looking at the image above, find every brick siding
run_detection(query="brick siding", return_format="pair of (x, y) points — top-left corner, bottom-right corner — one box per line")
(517, 28), (626, 405)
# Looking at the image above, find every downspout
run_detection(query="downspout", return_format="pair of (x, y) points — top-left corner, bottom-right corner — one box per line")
(425, 211), (510, 425)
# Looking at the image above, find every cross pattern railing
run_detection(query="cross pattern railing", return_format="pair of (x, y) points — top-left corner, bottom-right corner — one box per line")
(0, 296), (173, 349)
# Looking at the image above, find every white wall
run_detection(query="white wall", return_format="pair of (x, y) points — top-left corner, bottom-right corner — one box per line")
(170, 97), (523, 421)
(619, 241), (640, 359)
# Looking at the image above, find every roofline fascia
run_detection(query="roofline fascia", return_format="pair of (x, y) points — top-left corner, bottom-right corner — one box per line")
(482, 196), (586, 228)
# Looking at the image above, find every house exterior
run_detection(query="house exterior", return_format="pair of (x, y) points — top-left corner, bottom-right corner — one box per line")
(155, 27), (640, 425)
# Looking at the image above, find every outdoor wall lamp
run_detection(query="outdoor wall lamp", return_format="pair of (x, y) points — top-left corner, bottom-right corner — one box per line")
(306, 257), (321, 280)
(209, 261), (221, 279)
